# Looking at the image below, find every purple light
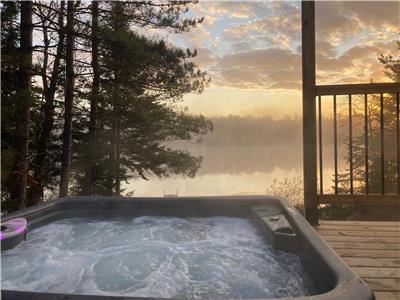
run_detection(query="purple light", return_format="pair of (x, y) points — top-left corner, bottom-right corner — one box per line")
(1, 218), (27, 240)
(14, 226), (25, 234)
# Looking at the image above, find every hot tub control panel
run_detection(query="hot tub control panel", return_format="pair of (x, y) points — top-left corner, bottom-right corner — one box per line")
(251, 206), (300, 254)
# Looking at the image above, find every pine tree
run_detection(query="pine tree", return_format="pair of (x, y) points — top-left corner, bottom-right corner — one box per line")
(1, 1), (212, 209)
(8, 1), (33, 209)
(83, 0), (100, 195)
(72, 2), (212, 195)
(59, 1), (76, 197)
(1, 1), (21, 211)
(29, 1), (65, 205)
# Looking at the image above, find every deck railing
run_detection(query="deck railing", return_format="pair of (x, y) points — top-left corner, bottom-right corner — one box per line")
(301, 2), (399, 224)
(315, 82), (400, 206)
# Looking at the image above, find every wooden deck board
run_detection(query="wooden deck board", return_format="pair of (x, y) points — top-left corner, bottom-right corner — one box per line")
(316, 220), (400, 299)
(375, 292), (400, 300)
(317, 224), (400, 232)
(317, 229), (400, 237)
(327, 241), (400, 250)
(343, 257), (400, 268)
(363, 278), (400, 291)
(319, 220), (400, 227)
(321, 235), (399, 243)
(333, 248), (400, 258)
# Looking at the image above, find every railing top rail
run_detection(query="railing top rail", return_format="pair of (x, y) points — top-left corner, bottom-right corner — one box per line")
(316, 82), (400, 96)
(318, 194), (400, 206)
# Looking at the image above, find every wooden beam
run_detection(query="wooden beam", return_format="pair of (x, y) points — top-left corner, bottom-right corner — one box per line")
(316, 82), (400, 96)
(301, 1), (318, 225)
(318, 194), (400, 206)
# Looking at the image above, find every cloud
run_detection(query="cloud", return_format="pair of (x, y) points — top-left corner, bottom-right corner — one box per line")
(230, 41), (256, 52)
(219, 47), (299, 69)
(316, 41), (336, 57)
(315, 2), (362, 45)
(193, 47), (216, 68)
(342, 1), (399, 29)
(212, 39), (397, 89)
(316, 1), (399, 46)
(193, 1), (267, 19)
(178, 1), (399, 90)
(178, 24), (217, 49)
(316, 40), (398, 84)
(215, 47), (301, 89)
(222, 2), (301, 50)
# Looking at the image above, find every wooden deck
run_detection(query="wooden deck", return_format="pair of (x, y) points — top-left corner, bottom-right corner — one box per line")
(316, 220), (400, 300)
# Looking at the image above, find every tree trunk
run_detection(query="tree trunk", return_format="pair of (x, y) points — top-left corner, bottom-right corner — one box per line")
(59, 1), (75, 197)
(115, 118), (121, 196)
(105, 117), (118, 196)
(30, 1), (65, 205)
(83, 0), (99, 195)
(111, 2), (124, 196)
(11, 1), (33, 209)
(105, 130), (115, 196)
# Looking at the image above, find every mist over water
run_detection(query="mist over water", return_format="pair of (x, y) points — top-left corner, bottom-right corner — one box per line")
(127, 145), (305, 196)
(126, 116), (341, 196)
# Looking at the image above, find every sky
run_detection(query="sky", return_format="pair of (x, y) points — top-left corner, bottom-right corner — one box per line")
(157, 1), (399, 119)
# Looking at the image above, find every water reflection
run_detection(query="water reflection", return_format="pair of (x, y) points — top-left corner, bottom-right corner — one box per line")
(126, 145), (303, 196)
(191, 145), (302, 175)
(125, 115), (343, 196)
(127, 169), (302, 197)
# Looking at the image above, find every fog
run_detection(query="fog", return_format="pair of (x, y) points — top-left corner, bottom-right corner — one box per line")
(126, 115), (344, 196)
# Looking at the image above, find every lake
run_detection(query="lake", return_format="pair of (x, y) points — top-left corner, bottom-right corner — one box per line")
(124, 144), (338, 197)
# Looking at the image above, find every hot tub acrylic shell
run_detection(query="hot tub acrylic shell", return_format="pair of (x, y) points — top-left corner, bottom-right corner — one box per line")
(1, 196), (374, 300)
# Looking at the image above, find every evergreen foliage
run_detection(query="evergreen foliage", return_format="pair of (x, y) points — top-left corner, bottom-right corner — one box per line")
(1, 1), (212, 211)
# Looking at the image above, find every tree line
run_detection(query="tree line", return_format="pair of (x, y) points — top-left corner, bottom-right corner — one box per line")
(1, 1), (212, 212)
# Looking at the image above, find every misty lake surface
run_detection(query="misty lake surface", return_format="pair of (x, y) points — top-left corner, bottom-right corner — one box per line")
(125, 145), (339, 196)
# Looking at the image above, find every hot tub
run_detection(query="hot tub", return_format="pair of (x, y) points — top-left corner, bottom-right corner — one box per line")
(1, 196), (374, 300)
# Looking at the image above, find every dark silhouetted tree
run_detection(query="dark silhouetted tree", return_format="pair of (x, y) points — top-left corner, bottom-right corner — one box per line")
(1, 0), (211, 211)
(72, 2), (211, 196)
(5, 1), (33, 209)
(59, 1), (76, 197)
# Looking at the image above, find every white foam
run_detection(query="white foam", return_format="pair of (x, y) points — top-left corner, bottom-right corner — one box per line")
(2, 216), (315, 298)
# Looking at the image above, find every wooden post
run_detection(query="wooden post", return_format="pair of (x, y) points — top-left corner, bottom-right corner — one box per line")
(302, 1), (319, 225)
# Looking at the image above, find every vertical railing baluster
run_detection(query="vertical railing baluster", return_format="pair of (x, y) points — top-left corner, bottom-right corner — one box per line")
(313, 85), (399, 198)
(349, 94), (353, 194)
(396, 92), (399, 194)
(318, 95), (323, 194)
(333, 95), (338, 194)
(364, 94), (369, 194)
(380, 93), (385, 194)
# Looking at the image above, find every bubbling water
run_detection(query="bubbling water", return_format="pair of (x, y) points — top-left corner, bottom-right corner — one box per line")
(2, 216), (315, 299)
